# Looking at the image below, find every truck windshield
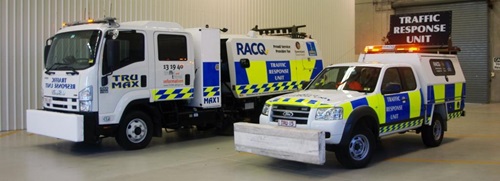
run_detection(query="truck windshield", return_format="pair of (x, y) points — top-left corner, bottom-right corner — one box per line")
(45, 30), (101, 70)
(308, 66), (381, 93)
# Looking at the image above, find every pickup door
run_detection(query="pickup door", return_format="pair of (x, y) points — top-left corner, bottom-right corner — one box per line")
(380, 67), (423, 130)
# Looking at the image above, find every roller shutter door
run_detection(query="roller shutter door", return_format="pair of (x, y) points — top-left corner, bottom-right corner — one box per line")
(395, 1), (489, 103)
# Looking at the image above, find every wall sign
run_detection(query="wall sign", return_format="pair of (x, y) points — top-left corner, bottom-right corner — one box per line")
(494, 57), (500, 71)
(388, 11), (452, 45)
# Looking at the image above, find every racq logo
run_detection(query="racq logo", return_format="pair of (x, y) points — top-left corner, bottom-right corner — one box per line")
(236, 42), (266, 55)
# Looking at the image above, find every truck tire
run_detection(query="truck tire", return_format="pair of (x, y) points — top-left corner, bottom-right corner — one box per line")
(335, 126), (375, 169)
(421, 114), (444, 147)
(116, 111), (153, 150)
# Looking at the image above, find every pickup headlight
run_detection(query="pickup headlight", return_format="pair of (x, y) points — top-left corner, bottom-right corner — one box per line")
(79, 86), (93, 112)
(261, 104), (271, 116)
(315, 107), (343, 120)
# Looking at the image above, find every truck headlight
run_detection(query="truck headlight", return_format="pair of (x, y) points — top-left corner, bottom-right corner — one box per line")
(261, 104), (271, 116)
(315, 107), (343, 120)
(79, 86), (93, 112)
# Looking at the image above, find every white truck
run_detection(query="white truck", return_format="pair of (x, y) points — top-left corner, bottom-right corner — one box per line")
(234, 44), (466, 168)
(26, 17), (324, 150)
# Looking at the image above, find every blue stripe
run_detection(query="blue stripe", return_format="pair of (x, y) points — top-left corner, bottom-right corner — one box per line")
(159, 95), (168, 99)
(234, 62), (249, 85)
(463, 83), (466, 97)
(296, 98), (304, 103)
(214, 92), (220, 96)
(420, 89), (425, 117)
(427, 85), (435, 103)
(203, 62), (220, 87)
(173, 89), (182, 94)
(308, 100), (317, 104)
(445, 84), (455, 101)
(283, 98), (290, 102)
(351, 98), (368, 109)
(310, 60), (324, 80)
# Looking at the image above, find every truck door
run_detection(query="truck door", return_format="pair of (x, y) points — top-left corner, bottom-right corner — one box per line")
(381, 67), (423, 125)
(152, 32), (195, 102)
(99, 31), (149, 124)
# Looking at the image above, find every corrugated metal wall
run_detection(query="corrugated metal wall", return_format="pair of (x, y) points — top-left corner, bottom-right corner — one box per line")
(395, 1), (489, 103)
(0, 0), (354, 131)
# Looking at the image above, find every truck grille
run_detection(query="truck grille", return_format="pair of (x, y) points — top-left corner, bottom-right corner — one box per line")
(45, 96), (78, 111)
(271, 105), (310, 124)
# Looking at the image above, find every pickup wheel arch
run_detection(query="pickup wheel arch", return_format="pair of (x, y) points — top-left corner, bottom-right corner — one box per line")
(339, 106), (379, 146)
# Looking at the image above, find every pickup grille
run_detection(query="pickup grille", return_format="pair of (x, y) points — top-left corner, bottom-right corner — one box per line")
(45, 96), (79, 111)
(271, 105), (310, 124)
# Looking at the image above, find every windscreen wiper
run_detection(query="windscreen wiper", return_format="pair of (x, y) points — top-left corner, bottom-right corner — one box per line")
(65, 66), (79, 75)
(44, 63), (68, 75)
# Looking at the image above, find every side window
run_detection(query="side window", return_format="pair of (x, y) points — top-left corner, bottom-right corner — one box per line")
(430, 59), (455, 76)
(158, 35), (187, 61)
(381, 68), (401, 92)
(400, 67), (417, 91)
(102, 31), (145, 74)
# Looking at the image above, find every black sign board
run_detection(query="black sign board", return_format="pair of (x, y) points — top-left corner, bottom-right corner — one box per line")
(388, 11), (451, 45)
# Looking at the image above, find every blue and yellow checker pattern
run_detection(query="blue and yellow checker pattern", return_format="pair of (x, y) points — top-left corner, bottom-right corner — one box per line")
(152, 88), (193, 101)
(233, 59), (323, 97)
(379, 118), (424, 134)
(266, 97), (331, 108)
(236, 81), (302, 95)
(203, 87), (220, 97)
(427, 82), (466, 121)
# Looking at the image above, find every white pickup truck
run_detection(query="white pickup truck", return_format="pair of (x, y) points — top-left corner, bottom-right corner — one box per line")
(234, 44), (466, 168)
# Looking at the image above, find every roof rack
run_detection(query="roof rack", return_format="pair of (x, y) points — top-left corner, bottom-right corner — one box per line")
(251, 25), (307, 39)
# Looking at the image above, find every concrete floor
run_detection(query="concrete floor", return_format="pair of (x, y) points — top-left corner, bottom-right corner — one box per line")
(1, 103), (500, 181)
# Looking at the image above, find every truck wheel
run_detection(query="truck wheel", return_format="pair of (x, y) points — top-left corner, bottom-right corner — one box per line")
(421, 115), (444, 147)
(116, 111), (153, 150)
(335, 127), (375, 169)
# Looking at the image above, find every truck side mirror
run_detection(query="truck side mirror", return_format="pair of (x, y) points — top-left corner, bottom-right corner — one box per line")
(381, 83), (402, 94)
(240, 58), (250, 68)
(44, 45), (50, 65)
(44, 38), (52, 65)
(106, 39), (120, 71)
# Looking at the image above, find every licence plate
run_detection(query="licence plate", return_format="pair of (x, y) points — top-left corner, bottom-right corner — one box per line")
(278, 119), (296, 127)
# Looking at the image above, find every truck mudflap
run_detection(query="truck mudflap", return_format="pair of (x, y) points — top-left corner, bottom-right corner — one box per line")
(234, 122), (326, 165)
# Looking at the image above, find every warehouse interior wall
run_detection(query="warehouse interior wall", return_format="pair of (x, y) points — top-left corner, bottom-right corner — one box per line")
(0, 0), (354, 131)
(490, 0), (500, 103)
(355, 0), (393, 57)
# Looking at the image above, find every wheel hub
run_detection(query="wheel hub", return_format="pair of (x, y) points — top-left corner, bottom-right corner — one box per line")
(126, 119), (148, 143)
(349, 134), (369, 161)
(433, 120), (442, 140)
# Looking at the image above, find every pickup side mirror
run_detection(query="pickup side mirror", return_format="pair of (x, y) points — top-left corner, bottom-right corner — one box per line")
(240, 58), (250, 68)
(381, 83), (402, 94)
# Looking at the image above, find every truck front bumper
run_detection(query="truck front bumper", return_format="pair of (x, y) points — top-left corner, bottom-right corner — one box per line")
(27, 109), (98, 142)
